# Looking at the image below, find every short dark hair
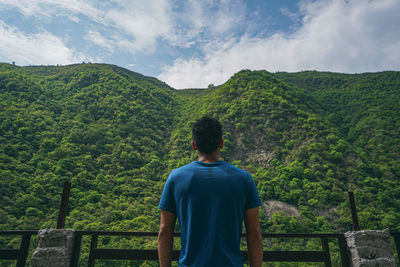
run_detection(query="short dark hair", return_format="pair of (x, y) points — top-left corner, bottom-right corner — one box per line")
(191, 116), (223, 154)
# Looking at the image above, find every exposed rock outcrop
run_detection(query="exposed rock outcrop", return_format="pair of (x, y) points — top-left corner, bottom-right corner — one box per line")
(262, 200), (300, 219)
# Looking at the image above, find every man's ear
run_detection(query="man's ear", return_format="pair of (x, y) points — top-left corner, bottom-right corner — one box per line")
(192, 141), (197, 151)
(220, 139), (224, 149)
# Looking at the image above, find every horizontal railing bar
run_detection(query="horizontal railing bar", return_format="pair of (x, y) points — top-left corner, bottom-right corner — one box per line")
(76, 231), (165, 237)
(92, 249), (180, 260)
(74, 230), (344, 238)
(0, 230), (38, 235)
(0, 249), (20, 259)
(261, 233), (344, 238)
(261, 251), (329, 262)
(0, 230), (345, 238)
(91, 248), (329, 262)
(1, 230), (398, 237)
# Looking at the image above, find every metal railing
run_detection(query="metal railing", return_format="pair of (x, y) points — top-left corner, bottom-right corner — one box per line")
(1, 187), (399, 266)
(74, 231), (349, 267)
(0, 230), (38, 267)
(2, 230), (400, 266)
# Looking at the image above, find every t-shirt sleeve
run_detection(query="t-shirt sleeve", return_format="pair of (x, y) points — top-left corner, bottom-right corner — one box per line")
(245, 173), (262, 210)
(158, 173), (177, 214)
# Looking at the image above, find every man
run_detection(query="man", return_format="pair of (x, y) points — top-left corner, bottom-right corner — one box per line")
(158, 116), (263, 266)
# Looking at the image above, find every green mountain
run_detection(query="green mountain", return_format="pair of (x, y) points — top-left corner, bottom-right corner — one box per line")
(1, 63), (399, 264)
(0, 63), (176, 231)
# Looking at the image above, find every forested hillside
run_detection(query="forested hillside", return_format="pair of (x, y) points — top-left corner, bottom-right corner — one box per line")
(1, 63), (399, 265)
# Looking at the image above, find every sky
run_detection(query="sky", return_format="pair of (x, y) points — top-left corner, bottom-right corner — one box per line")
(0, 0), (399, 89)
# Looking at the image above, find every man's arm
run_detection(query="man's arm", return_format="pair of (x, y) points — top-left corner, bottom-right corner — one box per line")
(245, 207), (263, 267)
(158, 210), (177, 267)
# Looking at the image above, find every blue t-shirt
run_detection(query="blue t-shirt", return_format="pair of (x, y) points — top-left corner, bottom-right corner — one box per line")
(159, 161), (261, 267)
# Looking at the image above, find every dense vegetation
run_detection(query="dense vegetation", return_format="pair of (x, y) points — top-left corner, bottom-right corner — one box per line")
(0, 63), (399, 265)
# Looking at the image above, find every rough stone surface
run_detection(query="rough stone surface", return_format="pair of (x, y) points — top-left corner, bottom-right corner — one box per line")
(31, 229), (75, 267)
(345, 229), (396, 267)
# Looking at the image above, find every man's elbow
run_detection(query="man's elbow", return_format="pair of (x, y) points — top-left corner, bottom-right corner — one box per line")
(246, 225), (262, 244)
(247, 230), (262, 244)
(158, 224), (173, 240)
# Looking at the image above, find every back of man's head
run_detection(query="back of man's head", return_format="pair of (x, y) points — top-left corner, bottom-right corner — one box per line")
(191, 116), (223, 154)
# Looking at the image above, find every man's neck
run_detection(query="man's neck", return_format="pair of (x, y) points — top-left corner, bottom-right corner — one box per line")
(197, 151), (220, 163)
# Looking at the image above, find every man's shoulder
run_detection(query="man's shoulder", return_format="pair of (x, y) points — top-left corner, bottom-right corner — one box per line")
(168, 161), (251, 179)
(222, 161), (251, 177)
(168, 161), (197, 177)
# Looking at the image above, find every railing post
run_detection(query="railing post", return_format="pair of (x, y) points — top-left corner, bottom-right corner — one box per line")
(337, 235), (351, 267)
(348, 192), (360, 231)
(88, 234), (98, 267)
(57, 182), (71, 229)
(321, 237), (332, 267)
(16, 233), (31, 267)
(391, 232), (400, 264)
(70, 232), (82, 267)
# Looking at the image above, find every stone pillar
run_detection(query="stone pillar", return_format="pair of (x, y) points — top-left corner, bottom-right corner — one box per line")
(31, 229), (76, 267)
(345, 229), (396, 267)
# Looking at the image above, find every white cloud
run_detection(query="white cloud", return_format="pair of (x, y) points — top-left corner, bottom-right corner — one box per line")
(210, 0), (247, 35)
(159, 0), (400, 89)
(0, 21), (88, 65)
(158, 0), (249, 50)
(280, 6), (300, 22)
(0, 0), (103, 22)
(181, 0), (246, 37)
(85, 30), (115, 52)
(105, 0), (174, 53)
(0, 0), (176, 55)
(0, 0), (250, 63)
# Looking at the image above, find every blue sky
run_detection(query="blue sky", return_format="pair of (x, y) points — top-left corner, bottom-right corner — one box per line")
(0, 0), (399, 89)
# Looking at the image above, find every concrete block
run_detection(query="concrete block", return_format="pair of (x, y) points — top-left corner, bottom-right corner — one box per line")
(345, 229), (396, 267)
(31, 229), (76, 267)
